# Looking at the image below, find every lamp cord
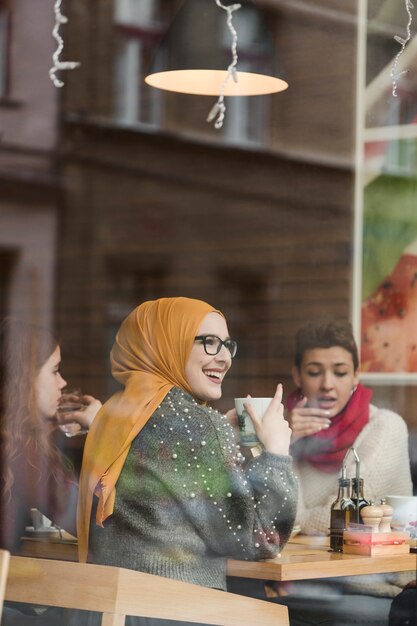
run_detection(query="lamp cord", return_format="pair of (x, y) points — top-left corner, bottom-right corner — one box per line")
(390, 0), (414, 97)
(50, 0), (80, 88)
(207, 1), (242, 129)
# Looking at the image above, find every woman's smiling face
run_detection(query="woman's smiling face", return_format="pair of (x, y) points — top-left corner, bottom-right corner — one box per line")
(292, 346), (359, 417)
(185, 312), (232, 402)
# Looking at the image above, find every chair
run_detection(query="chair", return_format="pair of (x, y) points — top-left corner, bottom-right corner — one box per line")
(5, 556), (289, 626)
(0, 550), (10, 619)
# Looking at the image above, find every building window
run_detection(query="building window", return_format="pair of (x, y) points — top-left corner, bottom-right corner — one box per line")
(112, 1), (275, 146)
(113, 0), (170, 127)
(220, 5), (272, 146)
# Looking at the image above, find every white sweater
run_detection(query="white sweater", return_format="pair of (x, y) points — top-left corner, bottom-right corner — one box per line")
(295, 404), (413, 534)
(289, 404), (414, 598)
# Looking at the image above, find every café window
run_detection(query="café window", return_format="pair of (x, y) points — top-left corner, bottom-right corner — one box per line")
(113, 0), (169, 127)
(354, 0), (417, 382)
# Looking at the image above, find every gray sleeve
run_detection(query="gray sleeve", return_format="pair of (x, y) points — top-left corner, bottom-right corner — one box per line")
(157, 403), (298, 561)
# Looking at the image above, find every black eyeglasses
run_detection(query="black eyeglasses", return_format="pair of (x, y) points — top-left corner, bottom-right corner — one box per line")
(195, 335), (238, 358)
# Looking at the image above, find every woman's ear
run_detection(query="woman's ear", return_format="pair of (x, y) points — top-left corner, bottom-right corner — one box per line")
(292, 365), (301, 389)
(353, 369), (360, 388)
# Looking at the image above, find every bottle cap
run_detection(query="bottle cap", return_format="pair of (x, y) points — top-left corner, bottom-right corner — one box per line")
(338, 478), (351, 487)
(379, 499), (393, 516)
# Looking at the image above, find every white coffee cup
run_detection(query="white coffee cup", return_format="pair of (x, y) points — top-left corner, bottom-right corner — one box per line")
(384, 495), (417, 534)
(30, 508), (52, 530)
(234, 397), (273, 447)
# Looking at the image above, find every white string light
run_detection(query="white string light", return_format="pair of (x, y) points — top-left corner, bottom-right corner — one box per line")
(49, 0), (80, 88)
(206, 1), (242, 129)
(390, 0), (414, 97)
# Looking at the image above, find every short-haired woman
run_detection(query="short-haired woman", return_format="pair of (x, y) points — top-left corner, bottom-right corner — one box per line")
(288, 320), (412, 529)
(279, 319), (413, 625)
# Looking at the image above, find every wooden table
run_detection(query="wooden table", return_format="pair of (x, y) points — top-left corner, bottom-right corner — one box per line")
(19, 534), (416, 582)
(227, 535), (417, 581)
(19, 534), (78, 561)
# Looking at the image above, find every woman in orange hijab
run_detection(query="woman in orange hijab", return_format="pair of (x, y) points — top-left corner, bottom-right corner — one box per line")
(78, 297), (296, 620)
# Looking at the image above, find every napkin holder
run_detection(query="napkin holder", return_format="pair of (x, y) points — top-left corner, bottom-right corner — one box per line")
(343, 523), (410, 555)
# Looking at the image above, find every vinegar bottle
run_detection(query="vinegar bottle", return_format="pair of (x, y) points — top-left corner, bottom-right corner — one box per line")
(351, 477), (370, 523)
(330, 478), (355, 552)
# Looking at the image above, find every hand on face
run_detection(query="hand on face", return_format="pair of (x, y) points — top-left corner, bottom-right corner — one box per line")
(288, 396), (331, 444)
(243, 384), (292, 456)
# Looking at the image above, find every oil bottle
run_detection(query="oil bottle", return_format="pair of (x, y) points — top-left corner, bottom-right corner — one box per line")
(351, 477), (370, 523)
(330, 474), (355, 552)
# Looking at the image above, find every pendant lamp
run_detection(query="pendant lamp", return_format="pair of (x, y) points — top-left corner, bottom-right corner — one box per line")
(144, 0), (288, 97)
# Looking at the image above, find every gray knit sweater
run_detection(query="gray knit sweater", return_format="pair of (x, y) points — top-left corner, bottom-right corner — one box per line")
(89, 387), (297, 590)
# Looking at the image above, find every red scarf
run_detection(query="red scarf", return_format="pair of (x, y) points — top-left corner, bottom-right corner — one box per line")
(287, 383), (372, 473)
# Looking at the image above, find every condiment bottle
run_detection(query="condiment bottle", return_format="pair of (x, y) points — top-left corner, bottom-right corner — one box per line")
(360, 502), (383, 532)
(330, 477), (355, 552)
(351, 477), (370, 523)
(379, 498), (393, 533)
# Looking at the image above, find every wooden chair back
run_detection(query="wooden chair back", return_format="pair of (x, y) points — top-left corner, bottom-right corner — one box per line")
(0, 550), (10, 620)
(5, 556), (289, 626)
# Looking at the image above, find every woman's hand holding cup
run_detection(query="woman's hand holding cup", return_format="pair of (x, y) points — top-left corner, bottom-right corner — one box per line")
(57, 389), (102, 437)
(236, 384), (292, 456)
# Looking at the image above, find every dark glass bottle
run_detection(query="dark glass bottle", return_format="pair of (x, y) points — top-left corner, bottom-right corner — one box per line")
(351, 477), (370, 523)
(330, 478), (355, 552)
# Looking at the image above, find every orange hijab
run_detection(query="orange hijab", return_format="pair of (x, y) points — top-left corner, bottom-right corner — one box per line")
(77, 297), (222, 562)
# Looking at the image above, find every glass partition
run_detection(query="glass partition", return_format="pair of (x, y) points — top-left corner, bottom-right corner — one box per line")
(0, 0), (416, 588)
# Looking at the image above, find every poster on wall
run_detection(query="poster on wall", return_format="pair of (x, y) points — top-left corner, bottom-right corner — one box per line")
(357, 138), (417, 382)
